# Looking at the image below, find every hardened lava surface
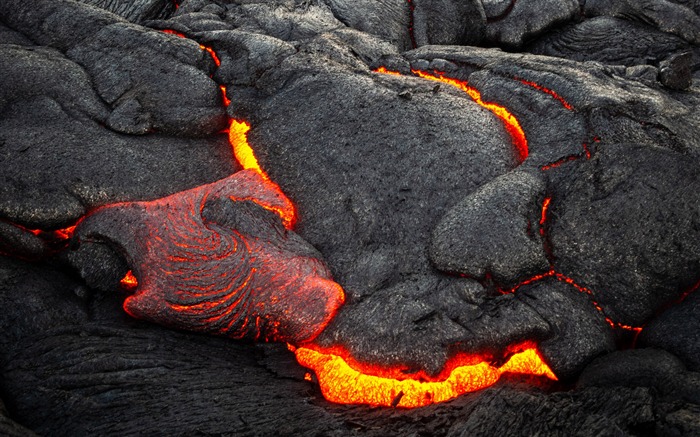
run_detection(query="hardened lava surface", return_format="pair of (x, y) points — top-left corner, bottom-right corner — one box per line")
(0, 0), (699, 435)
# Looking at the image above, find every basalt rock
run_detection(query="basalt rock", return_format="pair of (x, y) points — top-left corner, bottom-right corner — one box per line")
(76, 0), (173, 23)
(527, 17), (694, 68)
(1, 0), (699, 434)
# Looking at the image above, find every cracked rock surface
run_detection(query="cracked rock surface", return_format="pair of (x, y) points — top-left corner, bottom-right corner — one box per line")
(1, 0), (699, 434)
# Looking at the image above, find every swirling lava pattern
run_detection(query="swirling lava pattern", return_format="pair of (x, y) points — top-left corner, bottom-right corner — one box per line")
(77, 170), (345, 343)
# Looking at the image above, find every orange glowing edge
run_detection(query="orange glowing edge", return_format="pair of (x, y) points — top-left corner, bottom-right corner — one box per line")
(294, 343), (556, 408)
(228, 120), (296, 229)
(374, 67), (529, 163)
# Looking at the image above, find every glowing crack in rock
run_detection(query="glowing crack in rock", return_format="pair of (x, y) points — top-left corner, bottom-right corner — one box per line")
(294, 343), (556, 408)
(375, 68), (529, 162)
(228, 120), (296, 229)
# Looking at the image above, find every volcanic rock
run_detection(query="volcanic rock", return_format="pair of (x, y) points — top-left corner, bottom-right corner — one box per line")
(640, 292), (700, 371)
(1, 0), (699, 433)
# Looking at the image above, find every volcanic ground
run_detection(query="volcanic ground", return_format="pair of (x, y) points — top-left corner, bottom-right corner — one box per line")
(1, 0), (700, 435)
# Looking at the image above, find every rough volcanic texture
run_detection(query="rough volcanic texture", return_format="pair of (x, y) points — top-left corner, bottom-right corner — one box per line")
(640, 292), (700, 371)
(77, 0), (173, 22)
(528, 17), (694, 67)
(412, 0), (486, 46)
(430, 170), (549, 286)
(1, 0), (700, 434)
(72, 170), (345, 343)
(484, 0), (580, 48)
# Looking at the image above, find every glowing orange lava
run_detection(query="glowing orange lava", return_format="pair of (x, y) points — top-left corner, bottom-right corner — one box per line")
(161, 29), (220, 66)
(374, 66), (402, 76)
(228, 120), (296, 229)
(120, 270), (138, 291)
(220, 85), (230, 107)
(409, 69), (529, 162)
(294, 343), (556, 408)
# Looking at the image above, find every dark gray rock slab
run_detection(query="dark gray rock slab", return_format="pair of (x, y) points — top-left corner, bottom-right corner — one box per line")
(412, 0), (486, 47)
(0, 44), (237, 231)
(549, 141), (700, 327)
(321, 0), (413, 50)
(77, 0), (173, 22)
(584, 0), (700, 45)
(224, 0), (342, 42)
(518, 279), (615, 380)
(578, 348), (688, 392)
(528, 17), (694, 67)
(430, 170), (549, 288)
(659, 51), (694, 89)
(0, 0), (227, 137)
(485, 0), (580, 49)
(639, 292), (700, 371)
(445, 386), (655, 436)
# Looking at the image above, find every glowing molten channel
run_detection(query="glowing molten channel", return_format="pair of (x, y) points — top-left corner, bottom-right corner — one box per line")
(228, 120), (296, 229)
(411, 70), (529, 162)
(295, 344), (556, 408)
(375, 68), (528, 162)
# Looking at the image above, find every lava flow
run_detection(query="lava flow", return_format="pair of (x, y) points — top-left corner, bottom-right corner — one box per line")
(229, 120), (296, 228)
(376, 68), (529, 162)
(294, 343), (556, 408)
(285, 68), (558, 408)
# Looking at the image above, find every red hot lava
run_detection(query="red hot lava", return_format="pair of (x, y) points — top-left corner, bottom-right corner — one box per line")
(80, 169), (344, 343)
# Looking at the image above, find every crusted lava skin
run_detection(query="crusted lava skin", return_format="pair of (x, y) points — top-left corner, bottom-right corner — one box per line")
(74, 170), (344, 343)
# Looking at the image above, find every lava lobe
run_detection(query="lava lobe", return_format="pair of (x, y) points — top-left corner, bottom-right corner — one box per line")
(73, 170), (345, 343)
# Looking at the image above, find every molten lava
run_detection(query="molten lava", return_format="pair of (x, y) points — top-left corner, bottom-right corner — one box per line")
(517, 78), (574, 111)
(161, 29), (220, 66)
(374, 66), (402, 76)
(74, 170), (343, 343)
(228, 120), (296, 229)
(411, 69), (529, 162)
(374, 67), (528, 162)
(120, 270), (138, 291)
(220, 85), (231, 107)
(294, 343), (556, 408)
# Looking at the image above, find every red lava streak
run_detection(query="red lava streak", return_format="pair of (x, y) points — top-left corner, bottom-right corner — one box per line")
(512, 196), (643, 332)
(517, 78), (574, 110)
(161, 29), (220, 66)
(410, 69), (529, 162)
(76, 170), (344, 343)
(220, 85), (231, 107)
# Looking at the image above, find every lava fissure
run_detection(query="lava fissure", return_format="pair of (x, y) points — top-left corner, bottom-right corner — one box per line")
(516, 78), (574, 111)
(515, 195), (643, 333)
(293, 342), (556, 408)
(161, 29), (220, 67)
(375, 67), (529, 163)
(1, 219), (79, 250)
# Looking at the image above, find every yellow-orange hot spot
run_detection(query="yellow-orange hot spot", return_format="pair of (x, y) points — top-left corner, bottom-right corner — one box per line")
(295, 345), (557, 408)
(229, 120), (265, 178)
(228, 119), (296, 228)
(373, 66), (402, 76)
(120, 270), (139, 291)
